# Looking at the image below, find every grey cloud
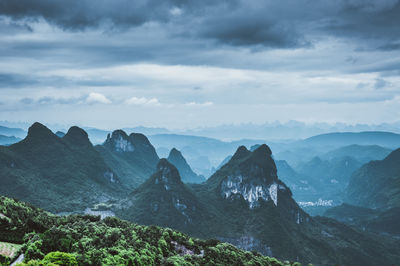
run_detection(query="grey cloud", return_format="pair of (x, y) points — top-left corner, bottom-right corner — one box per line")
(20, 96), (85, 105)
(0, 73), (39, 87)
(19, 98), (34, 104)
(0, 0), (164, 30)
(374, 78), (390, 89)
(378, 42), (400, 51)
(198, 17), (308, 48)
(1, 0), (400, 49)
(37, 96), (86, 105)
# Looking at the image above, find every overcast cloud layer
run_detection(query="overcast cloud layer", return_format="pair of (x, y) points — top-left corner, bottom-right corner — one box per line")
(0, 0), (399, 129)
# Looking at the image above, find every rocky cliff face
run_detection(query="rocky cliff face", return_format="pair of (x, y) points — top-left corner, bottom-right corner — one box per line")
(221, 175), (285, 208)
(216, 145), (292, 210)
(98, 129), (159, 189)
(104, 130), (134, 152)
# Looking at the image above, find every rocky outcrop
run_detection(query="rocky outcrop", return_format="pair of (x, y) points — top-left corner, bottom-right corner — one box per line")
(104, 130), (134, 152)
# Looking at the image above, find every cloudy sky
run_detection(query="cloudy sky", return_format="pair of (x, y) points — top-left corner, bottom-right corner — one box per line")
(0, 0), (400, 129)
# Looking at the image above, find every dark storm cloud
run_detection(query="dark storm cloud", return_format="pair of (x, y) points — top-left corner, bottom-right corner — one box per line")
(198, 16), (308, 48)
(323, 0), (400, 41)
(1, 0), (399, 49)
(378, 42), (400, 51)
(0, 0), (167, 30)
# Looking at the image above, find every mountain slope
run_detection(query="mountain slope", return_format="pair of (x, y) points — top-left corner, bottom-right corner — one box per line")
(167, 148), (205, 184)
(118, 159), (209, 233)
(96, 130), (159, 189)
(0, 196), (292, 266)
(0, 122), (121, 212)
(118, 144), (400, 265)
(347, 148), (400, 209)
(324, 204), (400, 236)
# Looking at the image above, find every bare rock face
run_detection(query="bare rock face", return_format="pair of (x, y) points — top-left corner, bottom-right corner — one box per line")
(221, 174), (288, 208)
(218, 144), (289, 209)
(104, 130), (134, 152)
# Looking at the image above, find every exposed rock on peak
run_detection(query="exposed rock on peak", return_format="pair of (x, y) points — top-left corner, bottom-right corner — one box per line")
(97, 130), (159, 189)
(104, 130), (134, 152)
(208, 144), (290, 209)
(121, 158), (204, 229)
(156, 158), (182, 186)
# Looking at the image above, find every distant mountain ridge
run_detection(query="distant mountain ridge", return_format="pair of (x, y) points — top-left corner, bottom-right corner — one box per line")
(347, 148), (400, 209)
(320, 144), (392, 163)
(0, 122), (162, 212)
(0, 125), (26, 138)
(0, 135), (21, 145)
(303, 131), (400, 148)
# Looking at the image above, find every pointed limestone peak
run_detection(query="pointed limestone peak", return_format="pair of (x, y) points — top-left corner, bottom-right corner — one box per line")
(129, 132), (152, 146)
(156, 158), (182, 184)
(168, 148), (184, 161)
(167, 148), (204, 184)
(27, 122), (54, 139)
(104, 129), (134, 152)
(252, 144), (273, 157)
(231, 146), (251, 161)
(63, 126), (91, 146)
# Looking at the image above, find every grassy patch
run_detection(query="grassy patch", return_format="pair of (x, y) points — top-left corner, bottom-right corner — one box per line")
(0, 241), (22, 258)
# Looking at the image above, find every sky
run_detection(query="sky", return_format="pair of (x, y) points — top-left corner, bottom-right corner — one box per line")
(0, 0), (400, 130)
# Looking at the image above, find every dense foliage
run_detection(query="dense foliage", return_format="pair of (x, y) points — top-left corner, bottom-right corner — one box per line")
(0, 196), (295, 265)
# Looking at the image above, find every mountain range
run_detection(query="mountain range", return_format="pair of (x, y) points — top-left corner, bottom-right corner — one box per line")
(0, 123), (122, 212)
(0, 195), (293, 265)
(118, 145), (400, 265)
(323, 148), (400, 237)
(1, 122), (400, 265)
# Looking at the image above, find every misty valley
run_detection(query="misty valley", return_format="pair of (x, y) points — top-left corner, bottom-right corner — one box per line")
(0, 122), (399, 265)
(1, 0), (400, 264)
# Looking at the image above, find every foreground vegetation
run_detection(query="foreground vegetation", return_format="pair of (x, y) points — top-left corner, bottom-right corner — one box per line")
(0, 196), (299, 265)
